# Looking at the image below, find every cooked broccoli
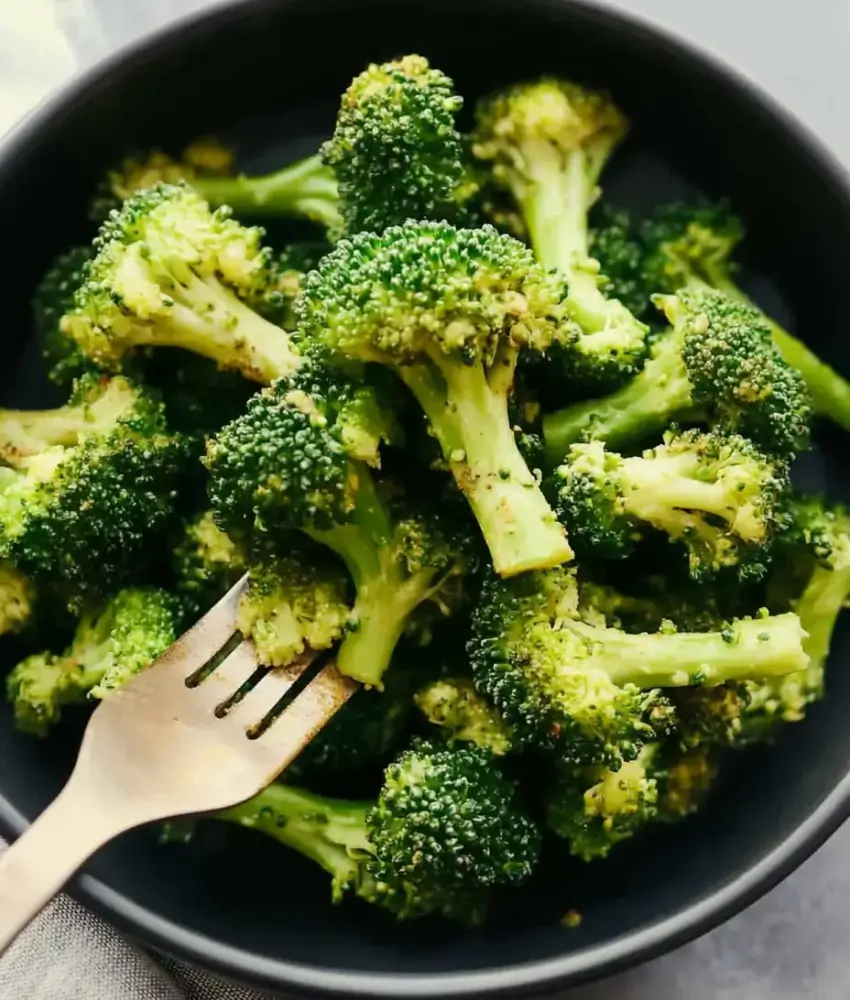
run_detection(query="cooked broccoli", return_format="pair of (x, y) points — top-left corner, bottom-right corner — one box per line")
(322, 55), (473, 237)
(542, 287), (812, 462)
(251, 242), (333, 331)
(415, 676), (514, 755)
(34, 245), (96, 388)
(296, 220), (574, 577)
(0, 562), (36, 637)
(7, 586), (179, 735)
(468, 566), (808, 768)
(215, 740), (540, 923)
(172, 510), (246, 622)
(588, 204), (655, 318)
(638, 202), (850, 430)
(551, 429), (789, 581)
(206, 363), (471, 686)
(0, 384), (184, 597)
(61, 183), (301, 385)
(473, 79), (648, 390)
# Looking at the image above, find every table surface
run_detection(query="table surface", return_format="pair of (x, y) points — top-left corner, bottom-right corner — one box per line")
(3, 1), (849, 997)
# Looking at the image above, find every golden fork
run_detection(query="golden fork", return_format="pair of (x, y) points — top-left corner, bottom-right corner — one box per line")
(0, 575), (358, 953)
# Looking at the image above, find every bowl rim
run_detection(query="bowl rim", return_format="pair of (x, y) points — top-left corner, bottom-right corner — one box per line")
(2, 0), (850, 994)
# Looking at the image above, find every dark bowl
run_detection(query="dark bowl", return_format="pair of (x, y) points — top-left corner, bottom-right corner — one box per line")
(1, 0), (850, 995)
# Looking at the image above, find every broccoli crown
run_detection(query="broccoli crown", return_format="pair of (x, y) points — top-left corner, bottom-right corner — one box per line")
(63, 182), (298, 384)
(7, 586), (178, 734)
(236, 539), (353, 667)
(0, 562), (35, 637)
(589, 205), (655, 318)
(655, 745), (718, 821)
(546, 745), (661, 861)
(551, 429), (790, 580)
(321, 55), (467, 236)
(34, 245), (96, 387)
(672, 682), (752, 749)
(172, 510), (246, 622)
(251, 242), (333, 330)
(205, 363), (399, 539)
(298, 220), (566, 367)
(640, 200), (744, 293)
(0, 413), (186, 597)
(366, 740), (541, 921)
(415, 676), (514, 754)
(659, 288), (811, 456)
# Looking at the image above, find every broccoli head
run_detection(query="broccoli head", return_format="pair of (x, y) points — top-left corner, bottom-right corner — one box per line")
(588, 204), (655, 319)
(34, 245), (96, 388)
(415, 676), (514, 755)
(172, 510), (246, 623)
(62, 182), (300, 385)
(0, 562), (35, 638)
(296, 220), (574, 577)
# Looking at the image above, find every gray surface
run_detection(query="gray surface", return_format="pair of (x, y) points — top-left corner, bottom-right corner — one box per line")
(6, 0), (850, 997)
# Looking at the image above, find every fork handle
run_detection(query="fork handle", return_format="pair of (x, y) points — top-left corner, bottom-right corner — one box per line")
(0, 781), (120, 955)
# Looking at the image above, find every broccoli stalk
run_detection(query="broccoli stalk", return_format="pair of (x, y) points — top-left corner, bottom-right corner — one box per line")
(297, 220), (574, 577)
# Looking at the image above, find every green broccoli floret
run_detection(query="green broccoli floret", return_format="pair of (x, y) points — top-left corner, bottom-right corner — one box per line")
(551, 429), (789, 581)
(172, 510), (246, 622)
(216, 740), (540, 924)
(0, 373), (156, 468)
(543, 287), (812, 462)
(206, 363), (471, 687)
(236, 540), (353, 667)
(296, 220), (574, 578)
(639, 201), (850, 430)
(62, 183), (300, 385)
(415, 676), (514, 755)
(468, 566), (808, 768)
(321, 55), (473, 237)
(251, 242), (333, 331)
(34, 245), (96, 388)
(0, 562), (36, 637)
(7, 586), (179, 735)
(588, 204), (655, 318)
(473, 80), (647, 391)
(0, 386), (184, 597)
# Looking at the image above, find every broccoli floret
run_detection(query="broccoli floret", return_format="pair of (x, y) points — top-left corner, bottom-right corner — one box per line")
(415, 676), (514, 755)
(62, 183), (300, 385)
(672, 682), (752, 749)
(172, 510), (246, 622)
(216, 740), (540, 923)
(206, 364), (471, 687)
(468, 566), (808, 768)
(0, 373), (156, 468)
(551, 429), (789, 581)
(543, 287), (812, 462)
(588, 205), (655, 318)
(7, 586), (179, 734)
(34, 245), (96, 388)
(0, 562), (35, 637)
(236, 540), (353, 667)
(321, 55), (472, 237)
(639, 201), (850, 430)
(473, 80), (647, 391)
(0, 388), (184, 598)
(296, 220), (574, 578)
(251, 242), (333, 331)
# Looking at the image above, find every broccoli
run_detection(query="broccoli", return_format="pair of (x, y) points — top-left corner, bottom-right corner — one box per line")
(61, 183), (301, 385)
(473, 79), (648, 390)
(7, 586), (179, 735)
(0, 384), (185, 597)
(415, 676), (514, 755)
(542, 287), (812, 462)
(296, 220), (574, 578)
(206, 363), (471, 686)
(321, 55), (473, 237)
(215, 740), (540, 923)
(468, 566), (809, 768)
(588, 204), (655, 318)
(638, 202), (850, 430)
(551, 428), (790, 581)
(236, 540), (353, 668)
(34, 245), (96, 388)
(252, 242), (333, 331)
(0, 563), (35, 637)
(172, 510), (246, 623)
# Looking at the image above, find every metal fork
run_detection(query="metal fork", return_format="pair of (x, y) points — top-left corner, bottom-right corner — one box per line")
(0, 576), (358, 954)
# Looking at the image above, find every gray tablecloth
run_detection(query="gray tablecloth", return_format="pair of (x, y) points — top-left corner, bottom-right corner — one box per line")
(1, 1), (849, 998)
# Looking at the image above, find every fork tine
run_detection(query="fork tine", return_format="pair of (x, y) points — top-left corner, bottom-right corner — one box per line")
(217, 654), (315, 726)
(189, 637), (264, 710)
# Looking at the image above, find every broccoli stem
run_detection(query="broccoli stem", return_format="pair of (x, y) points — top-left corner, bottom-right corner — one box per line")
(144, 271), (300, 384)
(193, 154), (342, 232)
(794, 553), (850, 678)
(542, 332), (693, 462)
(570, 612), (808, 689)
(216, 783), (371, 899)
(401, 361), (573, 576)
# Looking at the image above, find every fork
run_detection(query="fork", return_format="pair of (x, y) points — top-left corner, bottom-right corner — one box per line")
(0, 575), (358, 954)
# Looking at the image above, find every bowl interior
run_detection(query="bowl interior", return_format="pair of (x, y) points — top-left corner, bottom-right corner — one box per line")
(0, 0), (849, 991)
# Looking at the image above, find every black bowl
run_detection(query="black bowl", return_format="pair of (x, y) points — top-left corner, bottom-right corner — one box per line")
(1, 0), (850, 996)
